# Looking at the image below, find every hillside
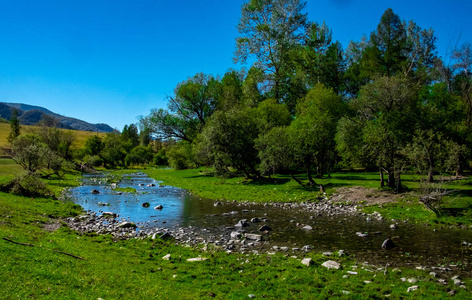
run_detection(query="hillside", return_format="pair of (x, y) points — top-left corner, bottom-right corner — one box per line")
(0, 102), (115, 133)
(0, 123), (106, 157)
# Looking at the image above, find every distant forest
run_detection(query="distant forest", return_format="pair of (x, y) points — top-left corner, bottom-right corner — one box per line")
(38, 1), (465, 194)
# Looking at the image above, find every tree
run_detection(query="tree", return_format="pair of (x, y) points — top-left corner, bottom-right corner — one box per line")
(36, 125), (76, 160)
(7, 109), (20, 143)
(125, 146), (154, 166)
(242, 66), (265, 106)
(219, 69), (245, 110)
(342, 76), (418, 190)
(405, 130), (459, 182)
(256, 126), (302, 183)
(84, 135), (103, 157)
(255, 98), (292, 133)
(234, 0), (311, 101)
(196, 108), (260, 177)
(140, 73), (219, 142)
(11, 134), (50, 173)
(101, 133), (126, 168)
(290, 84), (346, 182)
(121, 124), (140, 152)
(369, 8), (408, 77)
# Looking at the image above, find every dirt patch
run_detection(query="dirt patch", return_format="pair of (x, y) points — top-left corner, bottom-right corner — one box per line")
(43, 222), (62, 232)
(330, 186), (402, 205)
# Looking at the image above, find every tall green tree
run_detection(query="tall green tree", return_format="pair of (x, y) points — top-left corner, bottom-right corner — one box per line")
(234, 0), (311, 102)
(290, 84), (346, 182)
(338, 76), (418, 190)
(140, 73), (219, 142)
(196, 107), (260, 178)
(7, 109), (20, 143)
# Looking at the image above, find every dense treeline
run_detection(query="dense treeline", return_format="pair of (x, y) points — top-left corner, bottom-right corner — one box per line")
(136, 1), (472, 192)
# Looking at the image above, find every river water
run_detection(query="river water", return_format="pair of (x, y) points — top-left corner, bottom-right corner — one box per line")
(69, 172), (472, 273)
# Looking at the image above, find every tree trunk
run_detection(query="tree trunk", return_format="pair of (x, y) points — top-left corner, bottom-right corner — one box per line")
(395, 170), (402, 193)
(387, 170), (395, 189)
(427, 168), (434, 183)
(379, 168), (384, 187)
(289, 172), (304, 186)
(456, 163), (463, 178)
(306, 166), (316, 186)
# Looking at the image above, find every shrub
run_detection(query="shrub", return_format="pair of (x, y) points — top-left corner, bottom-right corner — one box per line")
(84, 155), (104, 167)
(1, 174), (54, 198)
(166, 142), (195, 170)
(153, 149), (168, 166)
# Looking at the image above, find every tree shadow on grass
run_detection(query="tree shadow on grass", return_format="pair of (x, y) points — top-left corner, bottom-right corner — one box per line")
(440, 204), (472, 217)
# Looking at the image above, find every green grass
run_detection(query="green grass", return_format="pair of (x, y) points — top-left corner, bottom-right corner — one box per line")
(1, 190), (471, 299)
(0, 123), (106, 156)
(113, 186), (137, 193)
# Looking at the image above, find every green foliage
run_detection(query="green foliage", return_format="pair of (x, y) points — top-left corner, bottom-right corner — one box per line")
(256, 126), (296, 176)
(11, 134), (51, 173)
(290, 84), (346, 178)
(121, 124), (140, 152)
(83, 154), (103, 167)
(339, 76), (419, 189)
(101, 133), (126, 168)
(124, 145), (154, 166)
(36, 125), (76, 160)
(140, 73), (219, 142)
(83, 135), (104, 157)
(153, 148), (168, 166)
(255, 98), (292, 133)
(234, 0), (311, 101)
(166, 142), (195, 170)
(1, 173), (53, 198)
(7, 109), (20, 143)
(196, 108), (260, 177)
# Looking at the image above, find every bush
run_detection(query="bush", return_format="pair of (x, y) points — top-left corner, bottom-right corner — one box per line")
(166, 142), (195, 170)
(153, 149), (168, 166)
(84, 155), (104, 167)
(1, 174), (54, 198)
(125, 146), (154, 166)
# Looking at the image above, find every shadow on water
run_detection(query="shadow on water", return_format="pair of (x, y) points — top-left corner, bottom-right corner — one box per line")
(69, 172), (472, 274)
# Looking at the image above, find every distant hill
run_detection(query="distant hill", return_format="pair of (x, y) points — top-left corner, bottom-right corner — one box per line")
(0, 102), (115, 133)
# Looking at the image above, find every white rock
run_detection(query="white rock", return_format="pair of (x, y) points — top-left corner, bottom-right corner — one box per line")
(321, 260), (340, 270)
(407, 285), (419, 292)
(347, 271), (358, 275)
(301, 258), (312, 267)
(162, 254), (171, 260)
(302, 225), (313, 230)
(187, 257), (208, 262)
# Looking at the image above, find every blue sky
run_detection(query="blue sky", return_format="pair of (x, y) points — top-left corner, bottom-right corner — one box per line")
(0, 0), (470, 130)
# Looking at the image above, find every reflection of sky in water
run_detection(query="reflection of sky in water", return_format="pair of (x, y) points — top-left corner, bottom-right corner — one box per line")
(70, 173), (472, 272)
(70, 173), (190, 228)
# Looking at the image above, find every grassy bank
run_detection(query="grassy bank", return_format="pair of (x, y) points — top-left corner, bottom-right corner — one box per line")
(1, 189), (471, 299)
(145, 168), (472, 227)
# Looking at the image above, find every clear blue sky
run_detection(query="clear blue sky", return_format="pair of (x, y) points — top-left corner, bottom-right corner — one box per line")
(0, 0), (470, 130)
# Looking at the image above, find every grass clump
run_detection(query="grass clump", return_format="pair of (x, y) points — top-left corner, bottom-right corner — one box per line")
(113, 187), (137, 193)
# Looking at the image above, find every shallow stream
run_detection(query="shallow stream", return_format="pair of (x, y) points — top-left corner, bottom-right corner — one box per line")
(69, 172), (472, 274)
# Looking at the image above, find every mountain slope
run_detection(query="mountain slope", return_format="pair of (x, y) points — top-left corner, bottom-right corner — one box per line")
(0, 102), (115, 133)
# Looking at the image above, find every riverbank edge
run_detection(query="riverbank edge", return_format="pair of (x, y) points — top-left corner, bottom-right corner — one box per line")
(140, 168), (472, 229)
